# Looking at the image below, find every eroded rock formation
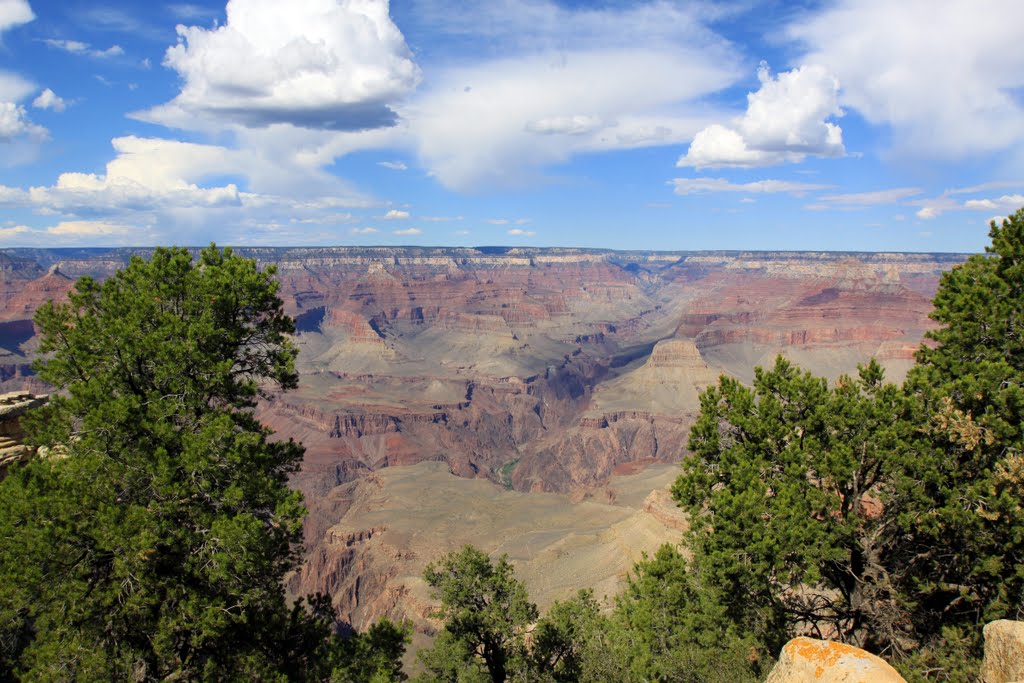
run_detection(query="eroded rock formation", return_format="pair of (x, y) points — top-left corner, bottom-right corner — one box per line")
(0, 246), (967, 632)
(0, 391), (48, 479)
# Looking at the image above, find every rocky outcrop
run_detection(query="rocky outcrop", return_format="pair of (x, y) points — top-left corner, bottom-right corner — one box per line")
(982, 620), (1024, 683)
(766, 637), (906, 682)
(0, 391), (48, 478)
(641, 489), (688, 531)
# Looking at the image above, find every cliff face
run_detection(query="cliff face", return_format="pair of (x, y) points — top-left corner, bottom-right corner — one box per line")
(0, 245), (967, 632)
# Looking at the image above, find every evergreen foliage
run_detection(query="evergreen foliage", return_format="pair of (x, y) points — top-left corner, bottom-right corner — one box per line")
(416, 546), (537, 683)
(673, 210), (1024, 678)
(573, 546), (764, 683)
(896, 209), (1024, 675)
(675, 357), (915, 654)
(417, 545), (761, 683)
(0, 245), (406, 681)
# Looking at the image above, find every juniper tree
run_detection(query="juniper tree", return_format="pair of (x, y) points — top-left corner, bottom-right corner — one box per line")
(416, 546), (537, 683)
(0, 245), (407, 681)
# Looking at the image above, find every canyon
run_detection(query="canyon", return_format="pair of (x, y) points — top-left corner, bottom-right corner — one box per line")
(0, 245), (967, 639)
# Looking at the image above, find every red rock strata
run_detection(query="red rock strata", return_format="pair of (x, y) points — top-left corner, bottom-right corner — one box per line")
(0, 246), (967, 631)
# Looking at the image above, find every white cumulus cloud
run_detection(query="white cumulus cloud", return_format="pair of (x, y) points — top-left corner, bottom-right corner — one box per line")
(0, 224), (29, 239)
(507, 228), (535, 236)
(0, 101), (45, 141)
(392, 227), (421, 236)
(964, 194), (1024, 211)
(0, 0), (33, 35)
(139, 0), (420, 131)
(377, 160), (407, 170)
(788, 0), (1024, 159)
(351, 226), (378, 234)
(1, 133), (380, 245)
(0, 70), (46, 144)
(32, 88), (66, 112)
(27, 136), (245, 213)
(678, 63), (844, 169)
(382, 209), (409, 219)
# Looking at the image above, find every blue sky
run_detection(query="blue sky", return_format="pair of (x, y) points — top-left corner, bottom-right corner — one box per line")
(0, 0), (1022, 252)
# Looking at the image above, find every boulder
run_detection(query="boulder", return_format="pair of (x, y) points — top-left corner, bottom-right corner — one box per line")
(982, 620), (1024, 683)
(765, 636), (906, 683)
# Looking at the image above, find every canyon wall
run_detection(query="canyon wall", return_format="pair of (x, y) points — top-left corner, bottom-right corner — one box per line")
(0, 246), (967, 633)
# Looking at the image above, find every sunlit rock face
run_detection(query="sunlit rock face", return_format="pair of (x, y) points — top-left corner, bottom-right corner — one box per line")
(0, 246), (967, 631)
(0, 391), (48, 479)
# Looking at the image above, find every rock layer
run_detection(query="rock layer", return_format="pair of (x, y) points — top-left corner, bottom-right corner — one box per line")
(0, 246), (967, 631)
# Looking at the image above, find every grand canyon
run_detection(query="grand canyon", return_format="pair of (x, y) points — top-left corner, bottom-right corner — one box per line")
(0, 246), (967, 646)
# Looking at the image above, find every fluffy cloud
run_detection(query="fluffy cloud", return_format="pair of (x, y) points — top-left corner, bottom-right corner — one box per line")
(507, 228), (535, 236)
(963, 194), (1024, 211)
(377, 160), (407, 170)
(392, 227), (421, 236)
(0, 224), (28, 239)
(0, 101), (45, 141)
(903, 183), (1024, 220)
(1, 134), (381, 244)
(26, 136), (245, 214)
(32, 88), (66, 112)
(0, 0), (33, 34)
(678, 63), (844, 168)
(382, 209), (409, 219)
(0, 184), (28, 204)
(0, 71), (47, 146)
(140, 0), (420, 131)
(788, 0), (1024, 159)
(671, 178), (833, 196)
(351, 226), (378, 234)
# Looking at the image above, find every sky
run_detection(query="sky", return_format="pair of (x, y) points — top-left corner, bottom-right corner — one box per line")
(0, 0), (1023, 252)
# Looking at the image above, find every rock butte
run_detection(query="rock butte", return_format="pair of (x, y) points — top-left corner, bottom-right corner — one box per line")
(0, 246), (968, 634)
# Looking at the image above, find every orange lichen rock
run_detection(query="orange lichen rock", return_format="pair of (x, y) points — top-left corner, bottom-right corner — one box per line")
(765, 636), (906, 683)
